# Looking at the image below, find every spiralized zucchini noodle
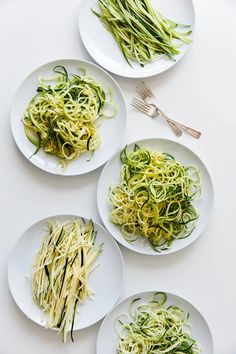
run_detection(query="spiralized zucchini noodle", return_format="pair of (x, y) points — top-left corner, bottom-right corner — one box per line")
(93, 0), (192, 66)
(31, 218), (102, 343)
(109, 145), (201, 251)
(116, 292), (201, 354)
(23, 65), (116, 165)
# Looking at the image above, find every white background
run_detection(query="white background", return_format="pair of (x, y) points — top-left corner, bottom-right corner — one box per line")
(0, 0), (235, 353)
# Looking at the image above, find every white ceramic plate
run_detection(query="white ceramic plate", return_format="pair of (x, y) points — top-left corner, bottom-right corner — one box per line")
(97, 138), (213, 255)
(8, 214), (124, 331)
(97, 291), (214, 354)
(78, 0), (195, 78)
(11, 59), (126, 175)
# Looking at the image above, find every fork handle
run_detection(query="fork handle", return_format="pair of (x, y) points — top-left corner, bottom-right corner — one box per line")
(158, 109), (201, 139)
(166, 120), (182, 137)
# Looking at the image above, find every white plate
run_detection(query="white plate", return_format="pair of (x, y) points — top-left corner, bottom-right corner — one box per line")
(11, 59), (126, 175)
(8, 214), (124, 331)
(78, 0), (195, 78)
(97, 138), (213, 255)
(97, 291), (214, 354)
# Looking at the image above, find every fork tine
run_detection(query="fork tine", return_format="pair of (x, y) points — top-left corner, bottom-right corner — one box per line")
(131, 98), (150, 113)
(131, 102), (149, 114)
(131, 97), (150, 110)
(136, 81), (145, 95)
(143, 83), (153, 97)
(131, 100), (147, 113)
(132, 97), (145, 105)
(136, 81), (149, 98)
(143, 83), (154, 100)
(138, 81), (150, 95)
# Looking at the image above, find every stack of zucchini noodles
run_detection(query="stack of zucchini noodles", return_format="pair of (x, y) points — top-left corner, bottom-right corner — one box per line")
(116, 293), (201, 353)
(109, 145), (201, 251)
(93, 0), (192, 66)
(23, 66), (116, 165)
(31, 218), (102, 342)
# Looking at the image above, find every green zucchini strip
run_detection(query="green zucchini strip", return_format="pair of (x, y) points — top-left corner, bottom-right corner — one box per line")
(31, 218), (102, 343)
(93, 0), (192, 66)
(109, 145), (201, 251)
(23, 66), (116, 166)
(116, 293), (201, 353)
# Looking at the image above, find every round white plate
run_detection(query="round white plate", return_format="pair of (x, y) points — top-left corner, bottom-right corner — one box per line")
(11, 59), (126, 175)
(8, 214), (124, 331)
(78, 0), (195, 78)
(97, 291), (214, 354)
(97, 138), (213, 255)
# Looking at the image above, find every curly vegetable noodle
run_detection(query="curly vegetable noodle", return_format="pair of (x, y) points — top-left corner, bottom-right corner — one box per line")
(23, 66), (116, 166)
(31, 218), (102, 343)
(93, 0), (192, 66)
(116, 292), (201, 353)
(109, 145), (201, 251)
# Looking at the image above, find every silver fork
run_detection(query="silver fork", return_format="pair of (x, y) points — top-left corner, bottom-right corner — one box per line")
(136, 82), (201, 139)
(137, 82), (182, 137)
(131, 97), (201, 139)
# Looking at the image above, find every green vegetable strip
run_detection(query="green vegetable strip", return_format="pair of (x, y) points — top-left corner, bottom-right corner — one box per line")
(93, 0), (192, 66)
(116, 293), (201, 353)
(31, 218), (102, 343)
(109, 145), (201, 251)
(23, 66), (116, 166)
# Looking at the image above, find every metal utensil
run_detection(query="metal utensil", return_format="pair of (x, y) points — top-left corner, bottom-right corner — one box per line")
(137, 82), (182, 137)
(136, 82), (201, 139)
(131, 97), (201, 139)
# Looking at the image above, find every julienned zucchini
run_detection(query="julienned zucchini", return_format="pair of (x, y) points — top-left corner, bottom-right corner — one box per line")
(31, 218), (102, 342)
(93, 0), (192, 66)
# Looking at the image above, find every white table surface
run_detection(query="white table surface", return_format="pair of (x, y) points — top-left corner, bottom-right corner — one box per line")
(0, 0), (235, 353)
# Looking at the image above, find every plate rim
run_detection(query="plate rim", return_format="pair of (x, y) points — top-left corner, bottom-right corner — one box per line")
(10, 57), (127, 176)
(96, 289), (214, 354)
(7, 213), (125, 331)
(97, 137), (214, 256)
(78, 0), (196, 78)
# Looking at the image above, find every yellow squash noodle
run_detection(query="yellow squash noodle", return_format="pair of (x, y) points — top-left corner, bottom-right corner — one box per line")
(109, 145), (201, 251)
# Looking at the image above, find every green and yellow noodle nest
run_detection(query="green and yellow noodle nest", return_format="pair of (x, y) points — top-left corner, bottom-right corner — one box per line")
(31, 218), (102, 342)
(116, 292), (201, 353)
(93, 0), (192, 66)
(23, 66), (116, 165)
(109, 145), (201, 251)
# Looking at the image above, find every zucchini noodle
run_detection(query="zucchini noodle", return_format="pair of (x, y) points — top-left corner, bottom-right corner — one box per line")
(109, 145), (201, 251)
(93, 0), (192, 66)
(23, 65), (116, 166)
(31, 218), (102, 343)
(116, 292), (201, 353)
